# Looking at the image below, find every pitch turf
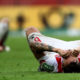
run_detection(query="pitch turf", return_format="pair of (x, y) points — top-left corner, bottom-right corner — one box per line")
(0, 36), (80, 80)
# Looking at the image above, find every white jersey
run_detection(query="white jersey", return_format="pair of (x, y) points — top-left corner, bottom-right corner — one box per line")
(28, 32), (80, 72)
(39, 51), (63, 72)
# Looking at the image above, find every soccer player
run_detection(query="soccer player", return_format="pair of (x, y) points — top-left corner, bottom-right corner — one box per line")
(0, 18), (10, 52)
(26, 27), (80, 72)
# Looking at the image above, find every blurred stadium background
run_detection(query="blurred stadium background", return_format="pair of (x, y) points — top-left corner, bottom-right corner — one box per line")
(1, 0), (80, 36)
(1, 0), (80, 80)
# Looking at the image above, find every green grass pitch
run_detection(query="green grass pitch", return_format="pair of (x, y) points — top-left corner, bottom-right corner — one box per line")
(0, 36), (80, 80)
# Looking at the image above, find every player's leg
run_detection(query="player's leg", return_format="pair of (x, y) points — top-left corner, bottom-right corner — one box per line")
(0, 31), (8, 51)
(0, 18), (10, 52)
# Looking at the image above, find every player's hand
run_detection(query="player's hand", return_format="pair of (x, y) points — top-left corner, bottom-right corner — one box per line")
(53, 48), (72, 59)
(53, 48), (71, 58)
(71, 50), (79, 57)
(58, 49), (79, 58)
(53, 48), (75, 58)
(59, 49), (72, 59)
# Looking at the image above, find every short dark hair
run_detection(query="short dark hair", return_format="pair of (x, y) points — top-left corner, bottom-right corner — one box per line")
(63, 62), (80, 73)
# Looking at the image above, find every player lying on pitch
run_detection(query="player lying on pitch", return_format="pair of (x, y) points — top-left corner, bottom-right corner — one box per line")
(0, 18), (10, 52)
(26, 27), (80, 73)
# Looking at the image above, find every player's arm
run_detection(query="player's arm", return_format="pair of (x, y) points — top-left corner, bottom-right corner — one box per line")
(71, 47), (80, 57)
(29, 41), (71, 58)
(30, 41), (55, 51)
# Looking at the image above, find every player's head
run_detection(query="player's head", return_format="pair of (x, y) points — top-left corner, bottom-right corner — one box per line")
(26, 27), (40, 37)
(63, 62), (80, 73)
